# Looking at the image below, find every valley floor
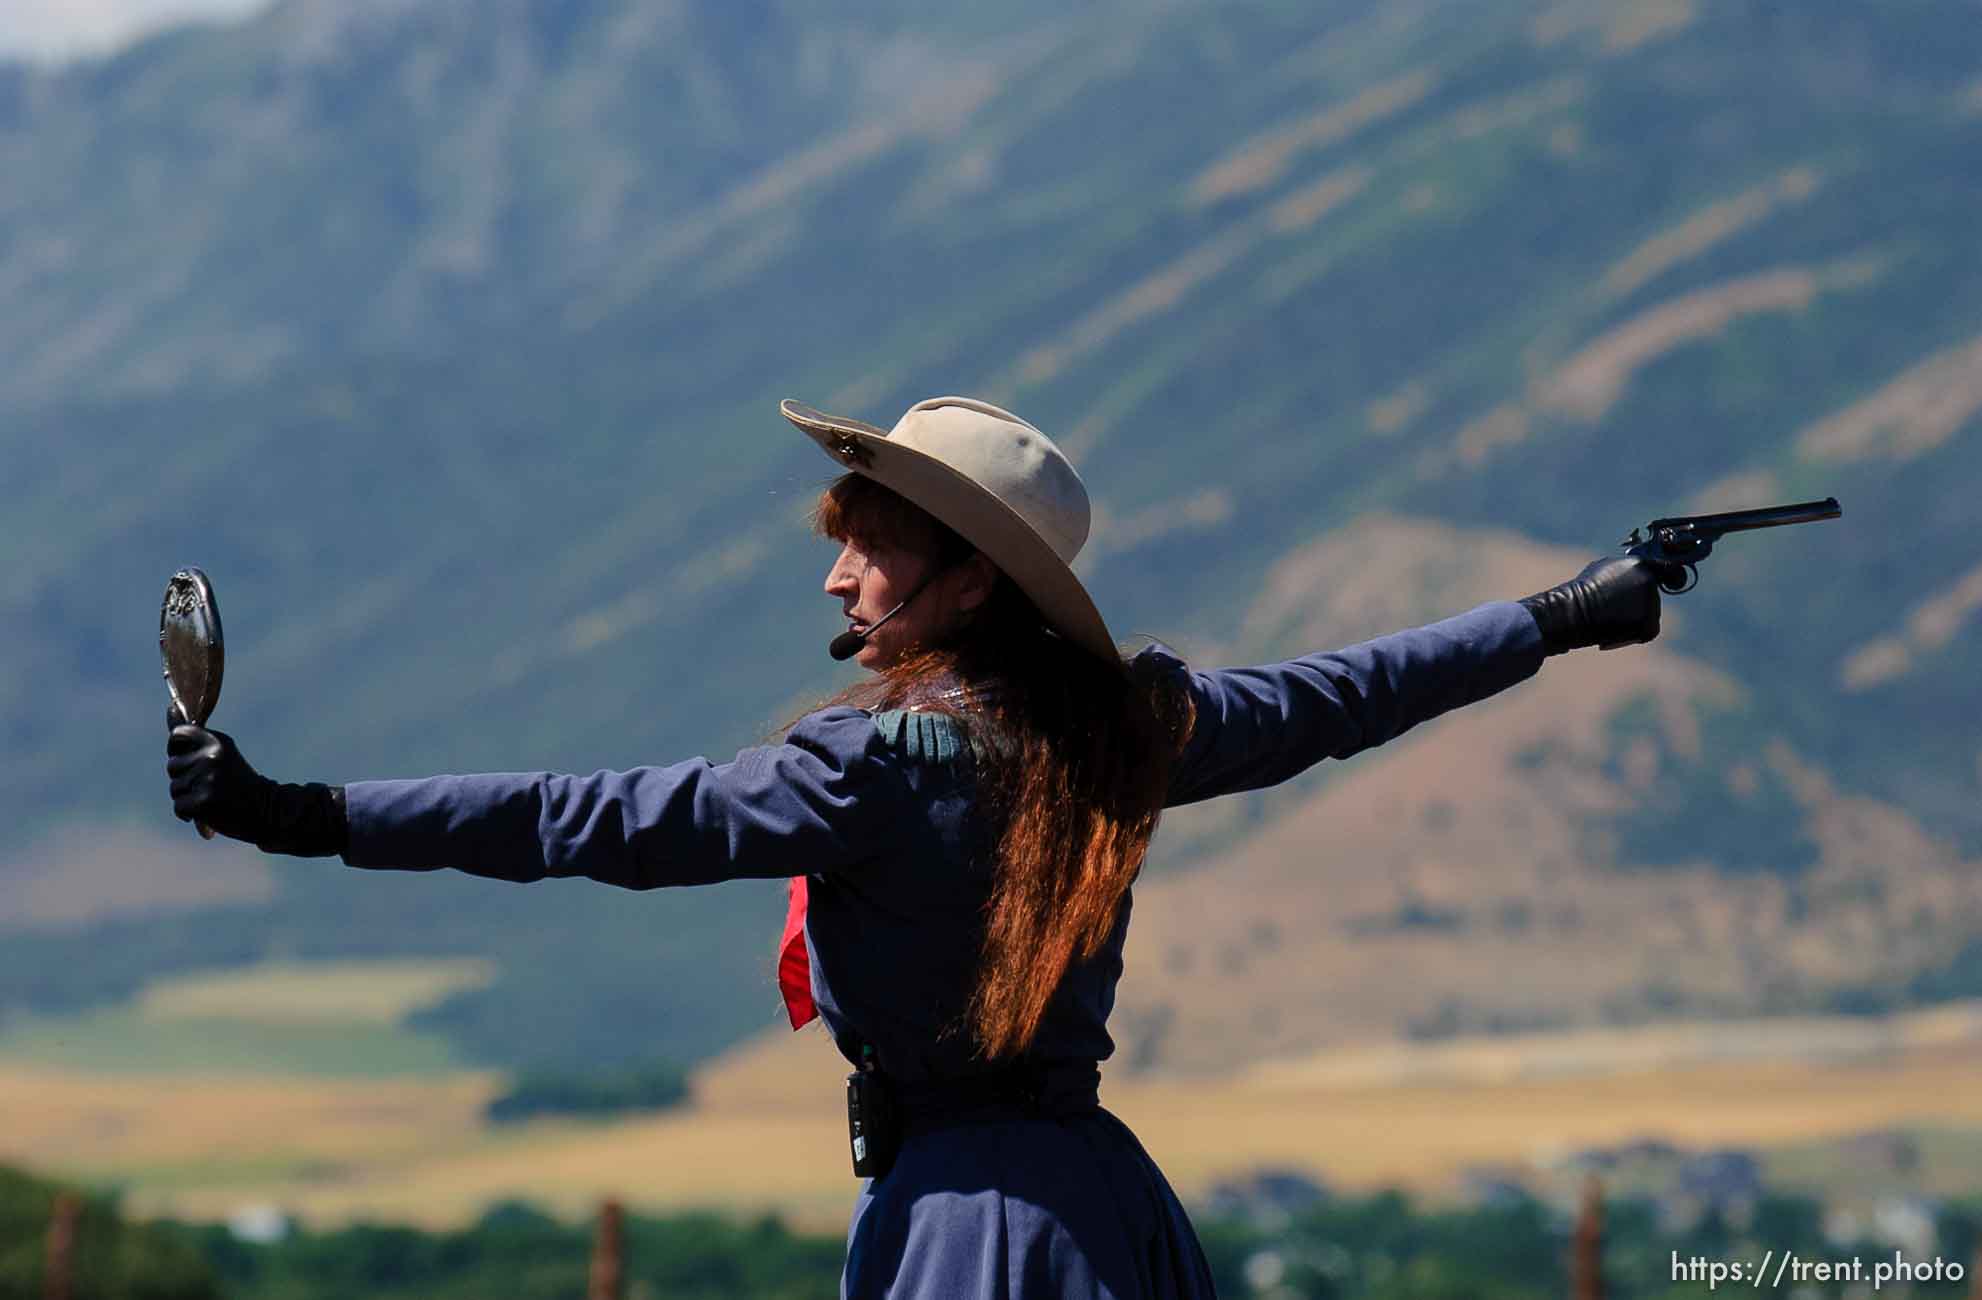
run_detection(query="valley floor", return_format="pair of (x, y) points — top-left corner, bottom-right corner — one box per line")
(9, 1005), (1982, 1234)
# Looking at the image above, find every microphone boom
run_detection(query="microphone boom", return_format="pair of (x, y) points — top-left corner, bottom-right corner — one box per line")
(829, 594), (911, 661)
(825, 557), (963, 662)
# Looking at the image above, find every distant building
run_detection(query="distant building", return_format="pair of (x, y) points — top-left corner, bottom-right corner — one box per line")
(1611, 1137), (1681, 1163)
(1822, 1196), (1941, 1255)
(1839, 1129), (1922, 1176)
(1871, 1196), (1940, 1257)
(1674, 1148), (1762, 1207)
(1558, 1146), (1621, 1173)
(1243, 1250), (1288, 1293)
(1647, 1147), (1762, 1233)
(226, 1203), (292, 1244)
(1201, 1168), (1330, 1229)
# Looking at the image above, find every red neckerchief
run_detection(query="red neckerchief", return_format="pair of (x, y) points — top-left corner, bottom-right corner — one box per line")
(779, 875), (816, 1029)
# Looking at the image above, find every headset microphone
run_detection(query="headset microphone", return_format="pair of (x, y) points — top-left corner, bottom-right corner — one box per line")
(829, 597), (908, 661)
(827, 563), (953, 662)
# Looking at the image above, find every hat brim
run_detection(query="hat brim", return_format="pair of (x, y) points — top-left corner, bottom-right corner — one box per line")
(783, 399), (1118, 663)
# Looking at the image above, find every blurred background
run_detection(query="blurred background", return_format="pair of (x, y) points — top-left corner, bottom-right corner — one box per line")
(4, 0), (1982, 1295)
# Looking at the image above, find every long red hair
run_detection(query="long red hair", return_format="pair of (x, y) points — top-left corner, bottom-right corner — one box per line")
(797, 473), (1195, 1060)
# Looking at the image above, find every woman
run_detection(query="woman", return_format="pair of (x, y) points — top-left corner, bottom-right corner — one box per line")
(166, 395), (1662, 1298)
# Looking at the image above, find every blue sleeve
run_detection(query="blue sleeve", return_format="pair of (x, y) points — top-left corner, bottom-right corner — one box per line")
(338, 707), (909, 888)
(1138, 600), (1546, 808)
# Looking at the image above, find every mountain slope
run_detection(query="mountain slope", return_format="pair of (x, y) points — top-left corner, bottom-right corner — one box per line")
(5, 0), (1982, 1073)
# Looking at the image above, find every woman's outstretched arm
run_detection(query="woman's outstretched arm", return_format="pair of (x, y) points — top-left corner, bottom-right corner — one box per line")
(1145, 556), (1663, 807)
(1145, 600), (1544, 808)
(167, 706), (912, 889)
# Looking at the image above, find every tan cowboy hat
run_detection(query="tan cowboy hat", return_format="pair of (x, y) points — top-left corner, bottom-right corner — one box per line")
(783, 395), (1118, 663)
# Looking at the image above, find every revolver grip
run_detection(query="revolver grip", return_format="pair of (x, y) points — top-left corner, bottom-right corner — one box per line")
(1623, 543), (1695, 595)
(1650, 561), (1695, 594)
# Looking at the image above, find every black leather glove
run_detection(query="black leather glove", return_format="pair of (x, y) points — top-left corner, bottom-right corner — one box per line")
(165, 725), (347, 857)
(1519, 556), (1666, 655)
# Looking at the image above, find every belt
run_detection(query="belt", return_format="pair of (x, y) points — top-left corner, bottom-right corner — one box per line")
(846, 1058), (1101, 1178)
(893, 1060), (1101, 1133)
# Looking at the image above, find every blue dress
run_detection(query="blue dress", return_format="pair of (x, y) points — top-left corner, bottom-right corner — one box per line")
(340, 600), (1545, 1297)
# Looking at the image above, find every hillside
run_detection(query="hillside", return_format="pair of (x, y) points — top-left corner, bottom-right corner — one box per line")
(4, 0), (1982, 1074)
(1121, 521), (1982, 1072)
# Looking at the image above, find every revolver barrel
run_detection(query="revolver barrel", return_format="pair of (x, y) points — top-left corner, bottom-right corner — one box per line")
(1623, 497), (1841, 594)
(1644, 497), (1842, 537)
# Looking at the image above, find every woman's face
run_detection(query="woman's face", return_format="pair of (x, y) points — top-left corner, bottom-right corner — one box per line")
(823, 534), (991, 670)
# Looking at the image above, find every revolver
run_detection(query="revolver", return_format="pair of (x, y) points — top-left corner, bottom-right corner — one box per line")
(1622, 497), (1842, 594)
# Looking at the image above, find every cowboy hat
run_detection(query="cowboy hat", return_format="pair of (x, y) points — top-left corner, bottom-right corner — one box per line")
(783, 395), (1117, 663)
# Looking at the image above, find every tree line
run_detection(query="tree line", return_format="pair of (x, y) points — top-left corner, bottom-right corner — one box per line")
(5, 1159), (1981, 1298)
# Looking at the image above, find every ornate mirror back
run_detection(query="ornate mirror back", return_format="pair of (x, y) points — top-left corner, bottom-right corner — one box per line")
(161, 568), (225, 727)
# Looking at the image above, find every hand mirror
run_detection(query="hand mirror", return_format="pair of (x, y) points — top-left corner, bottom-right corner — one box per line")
(161, 567), (224, 839)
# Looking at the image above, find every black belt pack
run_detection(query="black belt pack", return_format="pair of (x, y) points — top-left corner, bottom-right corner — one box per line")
(846, 1064), (901, 1179)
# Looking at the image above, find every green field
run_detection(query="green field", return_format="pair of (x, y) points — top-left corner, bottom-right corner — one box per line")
(0, 959), (494, 1077)
(0, 1008), (464, 1077)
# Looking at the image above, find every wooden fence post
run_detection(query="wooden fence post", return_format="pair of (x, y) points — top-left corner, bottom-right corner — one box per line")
(44, 1191), (81, 1300)
(1571, 1174), (1604, 1300)
(589, 1197), (624, 1300)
